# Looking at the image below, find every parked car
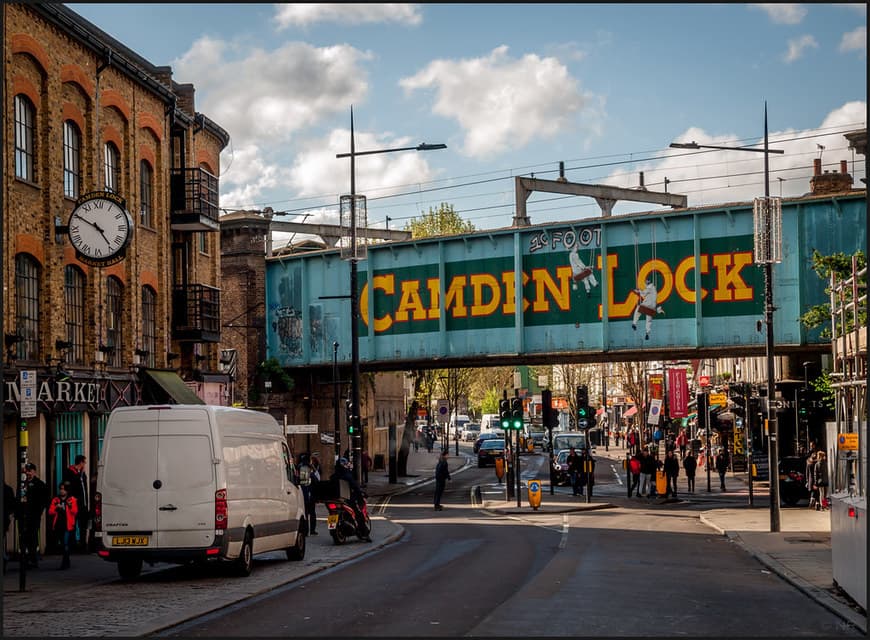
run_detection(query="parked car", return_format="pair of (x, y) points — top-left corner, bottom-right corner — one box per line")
(474, 431), (503, 454)
(463, 427), (481, 442)
(779, 456), (810, 506)
(527, 430), (546, 448)
(477, 438), (506, 467)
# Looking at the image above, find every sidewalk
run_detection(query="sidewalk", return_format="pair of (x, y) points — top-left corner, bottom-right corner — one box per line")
(2, 447), (461, 637)
(485, 442), (867, 634)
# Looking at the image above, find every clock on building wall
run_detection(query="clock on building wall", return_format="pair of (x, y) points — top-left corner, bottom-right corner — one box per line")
(67, 191), (133, 267)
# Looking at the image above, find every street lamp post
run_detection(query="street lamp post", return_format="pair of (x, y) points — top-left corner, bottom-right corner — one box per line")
(337, 108), (446, 484)
(670, 102), (784, 532)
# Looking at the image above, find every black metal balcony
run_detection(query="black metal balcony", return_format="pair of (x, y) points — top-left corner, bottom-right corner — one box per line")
(171, 284), (220, 343)
(170, 167), (220, 231)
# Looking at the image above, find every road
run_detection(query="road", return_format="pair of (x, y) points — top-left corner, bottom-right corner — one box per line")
(159, 448), (859, 638)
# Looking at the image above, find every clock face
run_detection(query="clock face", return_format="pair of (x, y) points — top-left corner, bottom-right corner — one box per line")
(68, 196), (133, 265)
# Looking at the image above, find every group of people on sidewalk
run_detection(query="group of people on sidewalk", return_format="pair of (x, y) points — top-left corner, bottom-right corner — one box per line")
(805, 446), (830, 511)
(624, 440), (733, 499)
(4, 456), (91, 572)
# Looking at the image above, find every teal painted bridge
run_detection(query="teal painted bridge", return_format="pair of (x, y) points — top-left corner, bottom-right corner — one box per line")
(265, 191), (865, 371)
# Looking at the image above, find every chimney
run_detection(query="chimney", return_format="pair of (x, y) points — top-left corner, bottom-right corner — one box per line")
(810, 159), (853, 195)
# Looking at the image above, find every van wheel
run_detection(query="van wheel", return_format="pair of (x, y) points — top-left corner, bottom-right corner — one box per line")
(286, 521), (306, 561)
(118, 558), (142, 581)
(234, 532), (254, 576)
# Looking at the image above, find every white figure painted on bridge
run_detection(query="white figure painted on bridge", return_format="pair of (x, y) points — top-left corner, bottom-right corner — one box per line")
(569, 248), (598, 296)
(631, 279), (664, 340)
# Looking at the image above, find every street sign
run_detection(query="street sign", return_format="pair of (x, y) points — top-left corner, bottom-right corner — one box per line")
(699, 375), (710, 387)
(286, 424), (318, 434)
(437, 399), (448, 424)
(20, 370), (37, 419)
(709, 393), (727, 406)
(838, 432), (858, 451)
(647, 399), (662, 425)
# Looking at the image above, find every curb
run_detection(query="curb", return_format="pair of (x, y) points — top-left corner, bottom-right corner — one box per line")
(698, 515), (867, 635)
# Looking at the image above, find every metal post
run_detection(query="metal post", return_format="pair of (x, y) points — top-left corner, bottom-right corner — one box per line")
(699, 392), (711, 492)
(745, 382), (754, 506)
(515, 427), (521, 508)
(602, 364), (609, 452)
(763, 103), (781, 533)
(333, 342), (341, 461)
(348, 109), (363, 486)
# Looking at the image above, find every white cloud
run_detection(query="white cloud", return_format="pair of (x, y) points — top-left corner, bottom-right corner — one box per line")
(399, 46), (595, 159)
(605, 101), (867, 208)
(750, 4), (808, 24)
(839, 26), (867, 53)
(273, 4), (422, 28)
(219, 143), (293, 209)
(287, 128), (442, 198)
(783, 34), (818, 62)
(174, 37), (371, 147)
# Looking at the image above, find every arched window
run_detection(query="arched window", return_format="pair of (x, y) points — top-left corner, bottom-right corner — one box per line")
(64, 265), (86, 364)
(63, 121), (82, 199)
(106, 276), (123, 367)
(141, 286), (157, 369)
(139, 160), (153, 227)
(14, 95), (36, 182)
(104, 142), (121, 193)
(14, 254), (41, 361)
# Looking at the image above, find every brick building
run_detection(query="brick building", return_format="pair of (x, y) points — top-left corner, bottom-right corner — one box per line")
(2, 4), (229, 553)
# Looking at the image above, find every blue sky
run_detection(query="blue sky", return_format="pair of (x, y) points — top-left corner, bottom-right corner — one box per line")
(70, 3), (866, 244)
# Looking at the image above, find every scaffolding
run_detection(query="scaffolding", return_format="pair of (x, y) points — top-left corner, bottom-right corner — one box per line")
(829, 255), (866, 496)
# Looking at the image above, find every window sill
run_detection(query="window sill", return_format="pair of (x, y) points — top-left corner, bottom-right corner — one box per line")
(14, 177), (41, 192)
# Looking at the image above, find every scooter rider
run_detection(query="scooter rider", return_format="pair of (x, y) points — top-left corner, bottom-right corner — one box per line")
(330, 457), (369, 540)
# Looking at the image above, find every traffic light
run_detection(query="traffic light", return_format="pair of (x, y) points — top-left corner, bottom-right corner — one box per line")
(511, 397), (523, 430)
(541, 390), (553, 430)
(346, 399), (356, 434)
(499, 398), (511, 429)
(576, 385), (590, 429)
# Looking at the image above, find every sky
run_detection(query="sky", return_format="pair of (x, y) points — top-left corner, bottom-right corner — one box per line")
(70, 3), (867, 247)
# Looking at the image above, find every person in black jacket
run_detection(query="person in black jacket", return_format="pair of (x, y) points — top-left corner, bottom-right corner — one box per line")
(639, 448), (656, 497)
(566, 447), (582, 496)
(682, 452), (698, 493)
(434, 450), (451, 510)
(62, 455), (89, 552)
(663, 449), (680, 498)
(714, 448), (730, 491)
(17, 463), (48, 568)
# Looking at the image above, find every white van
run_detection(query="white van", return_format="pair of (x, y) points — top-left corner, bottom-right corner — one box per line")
(95, 405), (307, 580)
(480, 414), (500, 432)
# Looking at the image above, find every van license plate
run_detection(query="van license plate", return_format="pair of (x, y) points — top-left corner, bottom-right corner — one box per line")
(112, 535), (149, 546)
(327, 514), (339, 529)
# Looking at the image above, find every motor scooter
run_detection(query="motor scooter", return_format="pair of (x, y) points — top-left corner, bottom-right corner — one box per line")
(324, 496), (371, 545)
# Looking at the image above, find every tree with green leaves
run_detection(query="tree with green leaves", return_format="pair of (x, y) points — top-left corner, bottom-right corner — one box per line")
(800, 249), (866, 338)
(405, 202), (474, 238)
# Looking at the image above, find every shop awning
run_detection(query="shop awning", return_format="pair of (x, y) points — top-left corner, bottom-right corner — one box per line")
(623, 405), (638, 417)
(143, 370), (204, 405)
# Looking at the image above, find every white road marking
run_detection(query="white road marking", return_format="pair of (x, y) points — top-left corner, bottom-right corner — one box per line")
(558, 514), (569, 549)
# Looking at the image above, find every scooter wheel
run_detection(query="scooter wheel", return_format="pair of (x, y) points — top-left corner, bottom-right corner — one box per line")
(331, 528), (346, 545)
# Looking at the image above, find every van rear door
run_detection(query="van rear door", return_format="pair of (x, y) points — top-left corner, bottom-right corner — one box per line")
(101, 411), (159, 547)
(155, 407), (218, 549)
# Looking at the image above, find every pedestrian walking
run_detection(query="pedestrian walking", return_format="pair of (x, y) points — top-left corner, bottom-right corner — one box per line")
(361, 450), (372, 487)
(629, 453), (642, 497)
(627, 429), (637, 455)
(48, 481), (78, 570)
(17, 462), (48, 568)
(580, 448), (596, 498)
(297, 454), (318, 535)
(676, 429), (688, 459)
(813, 452), (829, 511)
(806, 452), (818, 509)
(3, 482), (17, 572)
(434, 450), (450, 510)
(715, 448), (730, 491)
(663, 449), (679, 498)
(566, 447), (582, 496)
(639, 448), (655, 497)
(683, 451), (697, 493)
(62, 454), (89, 552)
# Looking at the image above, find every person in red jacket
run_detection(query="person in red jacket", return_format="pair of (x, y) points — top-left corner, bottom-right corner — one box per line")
(48, 481), (78, 570)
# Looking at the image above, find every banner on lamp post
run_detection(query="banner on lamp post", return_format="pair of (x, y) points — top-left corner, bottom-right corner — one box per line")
(668, 368), (689, 418)
(647, 398), (663, 425)
(648, 374), (664, 400)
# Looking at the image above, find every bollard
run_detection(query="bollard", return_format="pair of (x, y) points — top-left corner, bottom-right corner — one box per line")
(527, 479), (542, 510)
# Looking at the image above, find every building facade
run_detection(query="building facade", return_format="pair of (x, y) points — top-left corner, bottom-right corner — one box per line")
(2, 4), (229, 553)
